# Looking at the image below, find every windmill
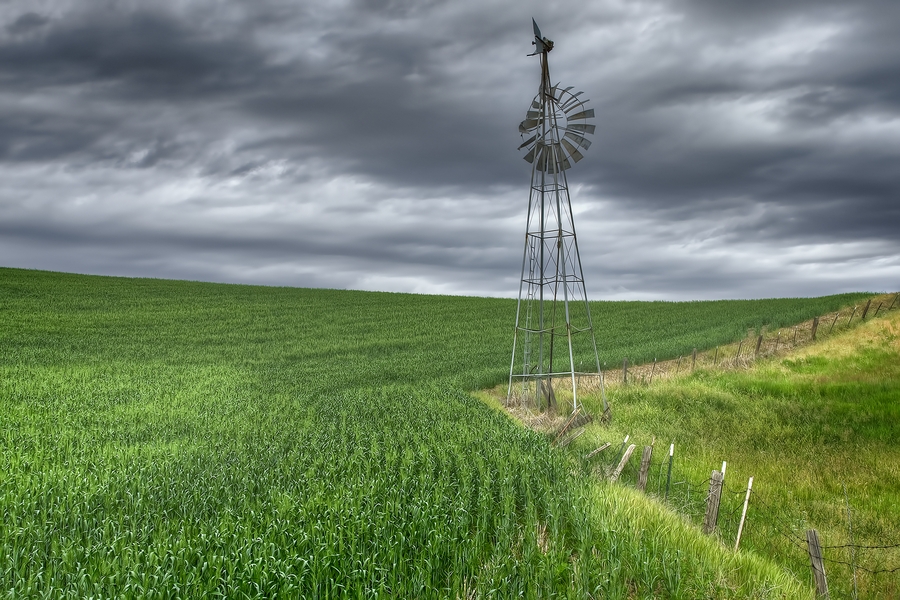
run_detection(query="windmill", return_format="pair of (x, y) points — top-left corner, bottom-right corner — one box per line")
(507, 19), (610, 419)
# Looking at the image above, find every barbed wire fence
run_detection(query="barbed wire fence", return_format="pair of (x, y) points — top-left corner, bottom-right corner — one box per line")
(579, 437), (900, 598)
(599, 292), (899, 388)
(569, 293), (900, 596)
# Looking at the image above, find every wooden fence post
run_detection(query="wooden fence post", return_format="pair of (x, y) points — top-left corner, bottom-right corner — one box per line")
(734, 476), (753, 550)
(872, 302), (883, 319)
(793, 326), (798, 345)
(754, 335), (763, 357)
(828, 313), (839, 334)
(847, 305), (857, 325)
(860, 298), (872, 320)
(735, 340), (743, 364)
(558, 429), (584, 448)
(691, 348), (697, 370)
(675, 355), (682, 374)
(637, 445), (653, 491)
(703, 470), (724, 534)
(774, 332), (780, 353)
(890, 293), (898, 310)
(584, 442), (611, 460)
(811, 316), (819, 341)
(610, 444), (636, 482)
(553, 408), (583, 445)
(806, 529), (829, 598)
(623, 358), (628, 384)
(649, 358), (657, 385)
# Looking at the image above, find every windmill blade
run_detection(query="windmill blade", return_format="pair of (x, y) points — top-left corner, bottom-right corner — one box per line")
(532, 99), (541, 109)
(564, 99), (591, 114)
(562, 100), (584, 114)
(567, 108), (595, 121)
(545, 145), (559, 173)
(523, 145), (537, 164)
(555, 86), (574, 101)
(532, 18), (542, 40)
(551, 145), (572, 172)
(567, 123), (596, 135)
(561, 139), (585, 163)
(518, 134), (537, 150)
(519, 118), (541, 133)
(537, 144), (549, 171)
(564, 131), (592, 150)
(559, 90), (584, 111)
(537, 143), (555, 172)
(526, 110), (540, 119)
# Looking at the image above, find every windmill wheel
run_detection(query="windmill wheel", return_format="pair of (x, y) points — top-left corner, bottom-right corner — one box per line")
(518, 85), (596, 173)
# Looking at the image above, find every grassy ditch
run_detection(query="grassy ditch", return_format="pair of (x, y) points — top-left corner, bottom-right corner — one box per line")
(571, 302), (900, 598)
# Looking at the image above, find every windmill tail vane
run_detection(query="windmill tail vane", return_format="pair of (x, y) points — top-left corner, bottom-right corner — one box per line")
(508, 19), (609, 420)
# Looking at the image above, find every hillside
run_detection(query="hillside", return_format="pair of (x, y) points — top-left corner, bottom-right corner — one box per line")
(0, 266), (879, 597)
(561, 296), (899, 598)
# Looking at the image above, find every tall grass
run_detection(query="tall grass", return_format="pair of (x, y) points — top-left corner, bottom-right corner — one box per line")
(575, 305), (900, 598)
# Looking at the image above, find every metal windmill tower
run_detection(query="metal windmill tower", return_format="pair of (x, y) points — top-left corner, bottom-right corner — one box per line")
(507, 19), (609, 418)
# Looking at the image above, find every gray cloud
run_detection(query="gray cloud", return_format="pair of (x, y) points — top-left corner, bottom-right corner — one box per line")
(0, 0), (897, 299)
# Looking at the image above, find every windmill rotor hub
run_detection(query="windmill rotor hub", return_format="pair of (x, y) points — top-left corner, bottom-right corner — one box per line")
(518, 86), (596, 173)
(534, 37), (554, 52)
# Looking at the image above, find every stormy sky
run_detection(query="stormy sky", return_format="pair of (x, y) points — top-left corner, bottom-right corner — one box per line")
(1, 0), (898, 300)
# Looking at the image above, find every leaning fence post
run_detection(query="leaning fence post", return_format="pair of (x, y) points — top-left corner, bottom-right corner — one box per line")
(610, 444), (636, 483)
(872, 302), (883, 319)
(665, 443), (674, 500)
(735, 340), (743, 365)
(860, 298), (872, 320)
(636, 445), (653, 491)
(847, 305), (857, 325)
(828, 313), (839, 334)
(811, 316), (819, 341)
(703, 469), (724, 534)
(890, 293), (899, 310)
(806, 529), (829, 598)
(754, 334), (763, 357)
(557, 428), (584, 448)
(584, 442), (611, 460)
(734, 476), (753, 550)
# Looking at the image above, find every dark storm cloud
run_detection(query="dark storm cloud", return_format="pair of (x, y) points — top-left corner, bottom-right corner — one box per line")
(0, 0), (897, 298)
(6, 12), (49, 34)
(0, 8), (268, 93)
(580, 1), (900, 215)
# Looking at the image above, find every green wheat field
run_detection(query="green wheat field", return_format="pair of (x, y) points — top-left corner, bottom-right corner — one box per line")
(2, 266), (896, 598)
